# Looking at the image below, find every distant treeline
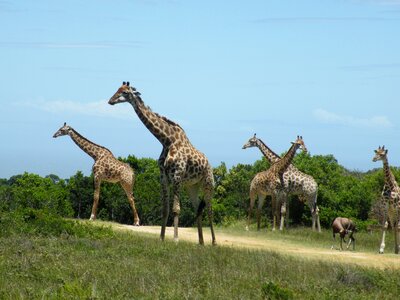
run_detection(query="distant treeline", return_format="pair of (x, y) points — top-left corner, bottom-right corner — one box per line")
(0, 153), (395, 230)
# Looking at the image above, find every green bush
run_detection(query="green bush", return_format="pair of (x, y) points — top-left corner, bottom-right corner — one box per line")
(0, 208), (114, 239)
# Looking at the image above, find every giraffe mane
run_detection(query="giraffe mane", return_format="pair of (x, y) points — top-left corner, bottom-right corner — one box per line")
(257, 138), (281, 158)
(71, 128), (113, 155)
(130, 85), (184, 130)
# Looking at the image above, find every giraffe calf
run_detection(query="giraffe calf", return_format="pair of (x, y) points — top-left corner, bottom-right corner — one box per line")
(331, 217), (356, 251)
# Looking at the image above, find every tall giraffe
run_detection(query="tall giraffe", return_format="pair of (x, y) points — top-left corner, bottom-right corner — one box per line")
(372, 146), (400, 254)
(108, 82), (216, 245)
(243, 134), (321, 231)
(53, 123), (140, 225)
(247, 136), (307, 231)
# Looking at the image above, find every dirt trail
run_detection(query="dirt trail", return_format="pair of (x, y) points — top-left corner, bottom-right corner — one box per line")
(111, 224), (400, 270)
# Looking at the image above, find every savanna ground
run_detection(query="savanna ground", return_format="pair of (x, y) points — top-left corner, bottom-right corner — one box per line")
(1, 214), (400, 299)
(112, 222), (400, 270)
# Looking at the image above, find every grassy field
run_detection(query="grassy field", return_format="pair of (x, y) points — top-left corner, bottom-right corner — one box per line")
(1, 216), (400, 299)
(225, 220), (393, 254)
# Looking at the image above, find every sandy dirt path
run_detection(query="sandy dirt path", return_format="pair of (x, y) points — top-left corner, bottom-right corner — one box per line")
(109, 223), (400, 270)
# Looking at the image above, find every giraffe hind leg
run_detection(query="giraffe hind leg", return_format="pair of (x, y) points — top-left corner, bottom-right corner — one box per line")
(121, 182), (140, 226)
(160, 172), (170, 241)
(90, 179), (101, 221)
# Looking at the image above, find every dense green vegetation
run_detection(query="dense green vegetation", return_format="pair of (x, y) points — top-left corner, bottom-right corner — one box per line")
(1, 150), (399, 298)
(0, 153), (396, 229)
(1, 213), (399, 299)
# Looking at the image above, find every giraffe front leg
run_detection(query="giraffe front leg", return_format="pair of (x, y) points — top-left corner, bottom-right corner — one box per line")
(316, 206), (321, 233)
(395, 221), (400, 254)
(379, 221), (388, 254)
(286, 200), (290, 229)
(271, 196), (277, 231)
(160, 172), (169, 241)
(204, 176), (216, 246)
(172, 182), (181, 243)
(279, 200), (286, 231)
(256, 199), (262, 231)
(90, 180), (101, 221)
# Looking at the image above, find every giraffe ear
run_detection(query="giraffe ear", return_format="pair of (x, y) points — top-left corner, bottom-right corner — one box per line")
(127, 81), (130, 87)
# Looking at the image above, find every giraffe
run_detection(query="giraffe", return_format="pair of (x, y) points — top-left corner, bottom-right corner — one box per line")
(108, 81), (216, 245)
(372, 145), (400, 254)
(243, 134), (321, 231)
(53, 122), (140, 225)
(247, 136), (307, 231)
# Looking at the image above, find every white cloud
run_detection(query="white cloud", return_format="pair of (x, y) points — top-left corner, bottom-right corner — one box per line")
(20, 99), (133, 120)
(313, 108), (392, 128)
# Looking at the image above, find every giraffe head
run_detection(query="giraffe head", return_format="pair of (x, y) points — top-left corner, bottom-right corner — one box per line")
(292, 135), (307, 154)
(242, 133), (258, 149)
(373, 146), (388, 162)
(108, 81), (141, 105)
(53, 122), (71, 138)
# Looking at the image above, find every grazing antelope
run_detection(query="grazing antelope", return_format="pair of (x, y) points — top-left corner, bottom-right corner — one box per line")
(331, 217), (356, 250)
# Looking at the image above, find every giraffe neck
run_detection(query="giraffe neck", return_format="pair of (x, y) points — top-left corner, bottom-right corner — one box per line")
(68, 129), (111, 160)
(256, 139), (281, 164)
(271, 143), (299, 175)
(382, 157), (398, 191)
(127, 96), (187, 147)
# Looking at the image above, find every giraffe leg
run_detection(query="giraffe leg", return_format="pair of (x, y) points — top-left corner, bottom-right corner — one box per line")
(256, 194), (265, 231)
(121, 182), (140, 226)
(204, 173), (217, 246)
(395, 221), (400, 254)
(172, 182), (181, 243)
(279, 199), (286, 231)
(271, 195), (277, 231)
(285, 199), (290, 230)
(160, 171), (170, 242)
(203, 174), (216, 245)
(379, 221), (388, 254)
(90, 179), (101, 221)
(316, 206), (321, 233)
(188, 184), (205, 245)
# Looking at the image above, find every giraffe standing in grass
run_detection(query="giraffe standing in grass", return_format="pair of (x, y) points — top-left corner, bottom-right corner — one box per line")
(243, 134), (321, 231)
(247, 136), (307, 231)
(372, 146), (400, 254)
(53, 123), (140, 225)
(108, 82), (216, 245)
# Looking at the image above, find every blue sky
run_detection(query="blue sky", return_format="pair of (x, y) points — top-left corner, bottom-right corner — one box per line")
(1, 0), (400, 178)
